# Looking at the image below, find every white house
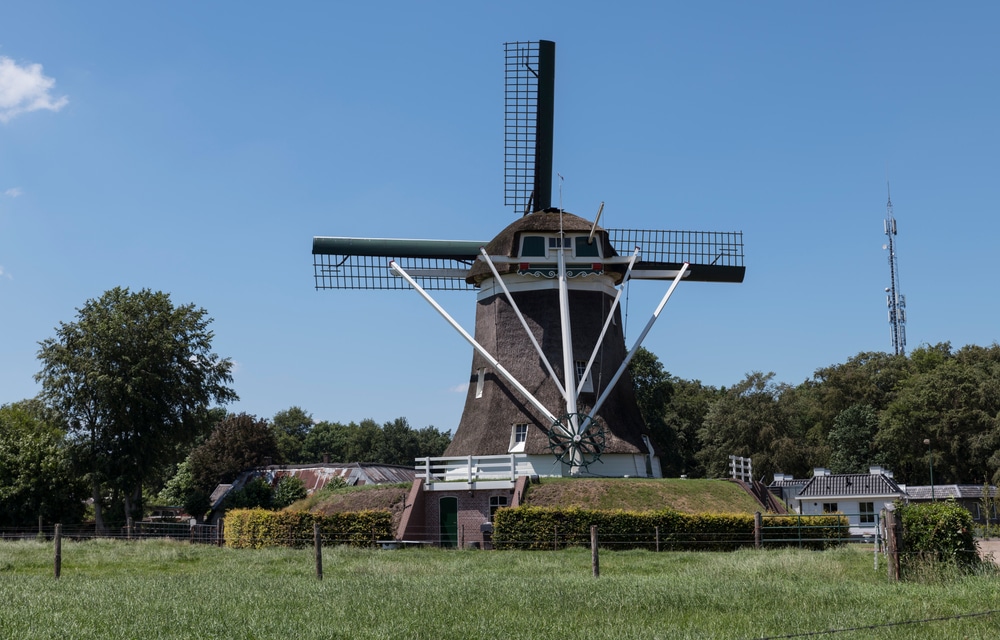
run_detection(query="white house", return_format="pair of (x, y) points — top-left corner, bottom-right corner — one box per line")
(793, 466), (907, 536)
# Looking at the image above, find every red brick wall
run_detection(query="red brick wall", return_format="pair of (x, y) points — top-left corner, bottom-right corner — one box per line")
(423, 488), (513, 548)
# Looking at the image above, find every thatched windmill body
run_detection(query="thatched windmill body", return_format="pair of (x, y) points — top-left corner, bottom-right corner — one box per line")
(312, 41), (744, 478)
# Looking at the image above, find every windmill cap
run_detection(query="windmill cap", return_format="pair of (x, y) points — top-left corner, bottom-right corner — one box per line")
(466, 210), (622, 286)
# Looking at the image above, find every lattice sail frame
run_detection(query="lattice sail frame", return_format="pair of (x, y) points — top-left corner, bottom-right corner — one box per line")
(504, 40), (555, 215)
(312, 229), (744, 290)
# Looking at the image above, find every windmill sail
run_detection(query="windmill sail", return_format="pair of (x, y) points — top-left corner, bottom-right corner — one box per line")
(311, 39), (747, 477)
(312, 229), (744, 290)
(505, 40), (555, 215)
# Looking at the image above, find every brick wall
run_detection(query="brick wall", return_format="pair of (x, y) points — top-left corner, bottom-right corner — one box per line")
(423, 488), (514, 548)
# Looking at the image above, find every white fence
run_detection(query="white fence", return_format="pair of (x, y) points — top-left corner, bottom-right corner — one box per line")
(415, 454), (533, 489)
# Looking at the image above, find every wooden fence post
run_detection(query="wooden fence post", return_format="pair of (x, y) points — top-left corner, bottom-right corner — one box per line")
(553, 526), (558, 551)
(314, 523), (323, 581)
(126, 517), (133, 541)
(591, 525), (599, 578)
(54, 524), (62, 579)
(883, 507), (900, 582)
(655, 526), (660, 552)
(754, 512), (762, 550)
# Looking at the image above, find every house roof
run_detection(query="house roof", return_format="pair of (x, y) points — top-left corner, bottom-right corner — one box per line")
(796, 472), (905, 500)
(905, 484), (997, 500)
(769, 479), (809, 489)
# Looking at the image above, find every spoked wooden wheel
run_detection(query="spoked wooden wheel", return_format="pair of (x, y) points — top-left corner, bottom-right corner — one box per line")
(547, 414), (605, 469)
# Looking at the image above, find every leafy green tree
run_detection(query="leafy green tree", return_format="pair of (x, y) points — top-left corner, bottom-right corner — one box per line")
(302, 420), (351, 462)
(878, 343), (1000, 484)
(696, 372), (804, 481)
(270, 406), (313, 464)
(413, 425), (451, 459)
(629, 347), (721, 477)
(0, 400), (87, 527)
(222, 476), (273, 510)
(272, 475), (307, 508)
(794, 350), (912, 447)
(35, 287), (236, 531)
(344, 419), (385, 462)
(827, 404), (883, 473)
(188, 413), (279, 493)
(156, 457), (198, 505)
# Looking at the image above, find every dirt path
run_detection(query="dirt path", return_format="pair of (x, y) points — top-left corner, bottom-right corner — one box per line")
(978, 539), (1000, 564)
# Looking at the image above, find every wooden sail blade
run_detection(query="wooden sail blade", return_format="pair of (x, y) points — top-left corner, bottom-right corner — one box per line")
(312, 236), (485, 290)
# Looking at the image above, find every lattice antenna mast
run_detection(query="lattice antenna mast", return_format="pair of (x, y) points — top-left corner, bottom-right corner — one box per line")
(884, 182), (906, 355)
(504, 41), (555, 216)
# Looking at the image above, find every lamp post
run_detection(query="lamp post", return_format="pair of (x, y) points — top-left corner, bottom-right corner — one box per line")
(923, 438), (935, 501)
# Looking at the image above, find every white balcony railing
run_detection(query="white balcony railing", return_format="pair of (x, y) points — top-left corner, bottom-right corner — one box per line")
(414, 454), (531, 487)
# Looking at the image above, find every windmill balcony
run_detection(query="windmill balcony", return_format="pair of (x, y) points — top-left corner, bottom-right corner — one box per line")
(415, 454), (535, 491)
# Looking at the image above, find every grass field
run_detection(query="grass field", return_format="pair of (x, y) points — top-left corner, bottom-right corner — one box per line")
(1, 540), (998, 639)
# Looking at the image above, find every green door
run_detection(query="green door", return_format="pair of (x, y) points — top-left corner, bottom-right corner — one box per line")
(440, 497), (458, 548)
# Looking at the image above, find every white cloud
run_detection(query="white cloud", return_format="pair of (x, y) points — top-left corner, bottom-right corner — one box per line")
(0, 266), (10, 280)
(4, 187), (22, 198)
(0, 56), (68, 123)
(448, 383), (468, 394)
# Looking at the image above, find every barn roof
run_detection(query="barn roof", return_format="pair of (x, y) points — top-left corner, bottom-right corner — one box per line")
(905, 484), (997, 501)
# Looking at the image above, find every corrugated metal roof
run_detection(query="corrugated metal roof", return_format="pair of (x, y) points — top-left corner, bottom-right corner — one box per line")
(905, 484), (997, 500)
(797, 472), (904, 499)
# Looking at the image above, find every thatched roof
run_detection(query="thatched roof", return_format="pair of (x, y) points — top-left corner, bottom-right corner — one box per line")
(445, 289), (652, 459)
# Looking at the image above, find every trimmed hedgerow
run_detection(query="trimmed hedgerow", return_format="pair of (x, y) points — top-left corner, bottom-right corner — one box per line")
(761, 514), (849, 549)
(223, 508), (393, 549)
(897, 500), (980, 572)
(492, 507), (847, 551)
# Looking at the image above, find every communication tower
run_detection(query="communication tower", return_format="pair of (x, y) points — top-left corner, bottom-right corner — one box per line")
(883, 183), (906, 355)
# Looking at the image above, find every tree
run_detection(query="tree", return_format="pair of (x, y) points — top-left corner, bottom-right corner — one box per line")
(0, 400), (87, 527)
(188, 413), (279, 493)
(270, 406), (313, 464)
(271, 475), (307, 508)
(35, 287), (237, 530)
(414, 425), (451, 459)
(302, 420), (351, 462)
(629, 347), (720, 477)
(827, 404), (883, 473)
(877, 343), (1000, 484)
(696, 372), (805, 481)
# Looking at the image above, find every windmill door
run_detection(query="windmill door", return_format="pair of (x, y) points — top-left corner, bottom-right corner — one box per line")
(439, 497), (458, 548)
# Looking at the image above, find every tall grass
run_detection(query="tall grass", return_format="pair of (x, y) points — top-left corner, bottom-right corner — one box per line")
(1, 540), (998, 639)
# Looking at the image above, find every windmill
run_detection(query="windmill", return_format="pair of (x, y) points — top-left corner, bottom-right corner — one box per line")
(313, 41), (745, 478)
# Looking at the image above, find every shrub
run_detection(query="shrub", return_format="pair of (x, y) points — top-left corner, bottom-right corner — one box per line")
(272, 476), (307, 509)
(492, 506), (846, 551)
(897, 500), (980, 573)
(223, 508), (393, 548)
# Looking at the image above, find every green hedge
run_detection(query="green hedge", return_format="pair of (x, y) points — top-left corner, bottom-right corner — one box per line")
(761, 514), (850, 549)
(897, 500), (980, 571)
(492, 506), (847, 551)
(223, 508), (393, 549)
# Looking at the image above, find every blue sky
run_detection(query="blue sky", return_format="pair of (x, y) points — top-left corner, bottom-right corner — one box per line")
(3, 2), (999, 433)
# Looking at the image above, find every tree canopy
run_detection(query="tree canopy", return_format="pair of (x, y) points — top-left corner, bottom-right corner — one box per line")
(35, 287), (237, 530)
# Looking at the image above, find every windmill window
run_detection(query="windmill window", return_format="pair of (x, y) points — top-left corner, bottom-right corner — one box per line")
(509, 423), (528, 453)
(575, 360), (594, 393)
(475, 368), (485, 399)
(574, 236), (601, 258)
(520, 236), (546, 257)
(548, 236), (571, 249)
(489, 495), (508, 521)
